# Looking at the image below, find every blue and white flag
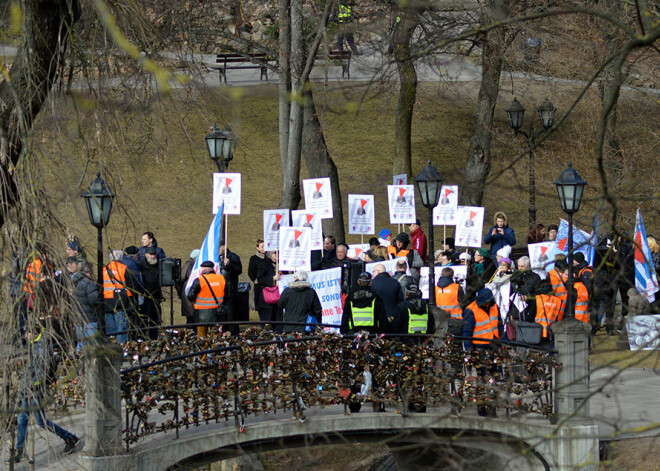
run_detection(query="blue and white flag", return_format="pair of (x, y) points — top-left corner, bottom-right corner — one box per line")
(634, 208), (659, 303)
(546, 219), (593, 270)
(586, 213), (599, 266)
(185, 204), (224, 295)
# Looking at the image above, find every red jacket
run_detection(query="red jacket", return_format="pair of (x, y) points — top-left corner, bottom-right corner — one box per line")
(410, 226), (427, 263)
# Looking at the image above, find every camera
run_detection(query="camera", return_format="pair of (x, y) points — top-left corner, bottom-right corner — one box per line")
(159, 257), (181, 287)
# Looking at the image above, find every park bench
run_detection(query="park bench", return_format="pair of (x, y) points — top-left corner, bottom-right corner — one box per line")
(314, 50), (352, 79)
(213, 52), (275, 83)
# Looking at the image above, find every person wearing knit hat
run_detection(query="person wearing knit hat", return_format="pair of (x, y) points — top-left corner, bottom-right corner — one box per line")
(572, 251), (593, 296)
(378, 228), (393, 247)
(459, 252), (472, 263)
(496, 245), (512, 262)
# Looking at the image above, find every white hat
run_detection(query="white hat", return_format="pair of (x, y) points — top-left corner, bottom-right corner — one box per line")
(190, 249), (201, 259)
(459, 252), (471, 261)
(293, 270), (308, 282)
(496, 245), (512, 259)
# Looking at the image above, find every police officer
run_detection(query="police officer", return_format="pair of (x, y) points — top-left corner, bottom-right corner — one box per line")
(391, 284), (435, 345)
(340, 272), (388, 334)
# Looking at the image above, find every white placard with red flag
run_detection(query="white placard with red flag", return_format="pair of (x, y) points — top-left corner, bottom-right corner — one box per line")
(393, 174), (407, 186)
(292, 210), (323, 250)
(347, 244), (369, 260)
(433, 185), (459, 226)
(454, 206), (484, 248)
(528, 242), (553, 278)
(279, 226), (311, 272)
(348, 194), (375, 235)
(303, 177), (333, 219)
(387, 185), (416, 224)
(263, 209), (290, 251)
(212, 173), (241, 215)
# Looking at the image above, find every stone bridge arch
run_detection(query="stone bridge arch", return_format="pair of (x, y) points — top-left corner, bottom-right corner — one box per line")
(81, 411), (598, 471)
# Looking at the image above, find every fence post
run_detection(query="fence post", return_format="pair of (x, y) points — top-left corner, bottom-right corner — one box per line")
(551, 318), (591, 420)
(84, 343), (123, 456)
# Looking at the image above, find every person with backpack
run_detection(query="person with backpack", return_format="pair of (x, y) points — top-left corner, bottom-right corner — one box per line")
(7, 326), (80, 464)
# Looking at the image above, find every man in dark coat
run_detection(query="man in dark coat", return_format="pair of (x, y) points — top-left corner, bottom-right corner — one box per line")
(511, 256), (541, 298)
(392, 259), (415, 295)
(219, 239), (243, 336)
(371, 263), (403, 324)
(278, 270), (323, 333)
(323, 243), (348, 269)
(175, 249), (199, 327)
(341, 272), (388, 334)
(138, 245), (163, 340)
(70, 259), (100, 349)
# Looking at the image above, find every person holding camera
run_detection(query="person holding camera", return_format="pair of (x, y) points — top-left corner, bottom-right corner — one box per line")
(187, 261), (227, 339)
(483, 211), (516, 259)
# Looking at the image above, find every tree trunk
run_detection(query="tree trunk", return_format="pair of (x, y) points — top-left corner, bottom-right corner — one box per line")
(301, 89), (345, 243)
(392, 13), (418, 178)
(0, 0), (80, 227)
(460, 24), (511, 206)
(280, 0), (303, 209)
(278, 0), (291, 175)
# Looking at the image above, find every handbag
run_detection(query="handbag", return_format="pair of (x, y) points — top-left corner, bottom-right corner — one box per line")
(263, 285), (280, 304)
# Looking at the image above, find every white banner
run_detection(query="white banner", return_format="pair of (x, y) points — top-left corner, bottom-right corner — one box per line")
(419, 265), (467, 299)
(366, 257), (408, 277)
(292, 210), (323, 250)
(454, 206), (485, 248)
(627, 315), (660, 350)
(433, 185), (459, 226)
(528, 241), (553, 278)
(347, 244), (369, 260)
(263, 209), (290, 251)
(486, 279), (512, 322)
(303, 177), (333, 219)
(348, 194), (375, 235)
(387, 185), (416, 224)
(393, 174), (407, 186)
(212, 173), (241, 214)
(279, 227), (311, 271)
(279, 267), (343, 328)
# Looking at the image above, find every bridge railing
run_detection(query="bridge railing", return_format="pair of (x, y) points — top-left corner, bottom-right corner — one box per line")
(116, 323), (559, 451)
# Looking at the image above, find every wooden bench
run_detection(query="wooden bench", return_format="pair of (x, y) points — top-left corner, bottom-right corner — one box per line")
(212, 53), (275, 83)
(314, 50), (352, 79)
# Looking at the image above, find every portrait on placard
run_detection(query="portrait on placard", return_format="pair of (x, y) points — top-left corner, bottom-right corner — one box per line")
(348, 194), (375, 235)
(303, 177), (333, 219)
(292, 210), (323, 250)
(387, 185), (416, 224)
(263, 209), (290, 250)
(212, 173), (241, 215)
(279, 227), (311, 272)
(433, 185), (459, 226)
(454, 206), (484, 248)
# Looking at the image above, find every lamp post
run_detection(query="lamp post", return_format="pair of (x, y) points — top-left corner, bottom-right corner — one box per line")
(506, 97), (556, 230)
(554, 162), (587, 318)
(414, 161), (443, 306)
(206, 124), (237, 172)
(81, 172), (115, 339)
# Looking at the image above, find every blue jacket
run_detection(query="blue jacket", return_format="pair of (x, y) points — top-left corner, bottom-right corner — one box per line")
(371, 272), (404, 319)
(483, 225), (516, 258)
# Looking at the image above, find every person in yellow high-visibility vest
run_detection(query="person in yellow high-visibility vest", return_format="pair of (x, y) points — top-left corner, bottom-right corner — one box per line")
(335, 2), (358, 54)
(392, 284), (435, 345)
(340, 272), (387, 334)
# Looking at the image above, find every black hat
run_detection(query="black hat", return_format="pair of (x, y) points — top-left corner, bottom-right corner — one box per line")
(201, 261), (215, 268)
(145, 246), (158, 255)
(358, 271), (372, 282)
(124, 245), (138, 255)
(396, 232), (410, 244)
(369, 237), (379, 246)
(66, 256), (79, 265)
(573, 252), (586, 264)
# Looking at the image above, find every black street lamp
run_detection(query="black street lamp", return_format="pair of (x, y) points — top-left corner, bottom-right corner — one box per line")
(415, 160), (443, 307)
(81, 172), (115, 339)
(506, 97), (556, 230)
(554, 162), (587, 318)
(206, 124), (237, 172)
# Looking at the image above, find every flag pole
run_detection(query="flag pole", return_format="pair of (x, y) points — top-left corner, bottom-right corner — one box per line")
(224, 214), (228, 259)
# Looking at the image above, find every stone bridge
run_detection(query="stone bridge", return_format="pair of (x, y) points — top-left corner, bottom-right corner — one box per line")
(11, 319), (598, 470)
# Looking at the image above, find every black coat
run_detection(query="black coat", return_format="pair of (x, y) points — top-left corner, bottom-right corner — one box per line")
(72, 272), (100, 323)
(175, 257), (196, 319)
(371, 272), (404, 320)
(256, 258), (278, 310)
(278, 281), (323, 333)
(220, 249), (242, 297)
(340, 286), (388, 334)
(139, 259), (163, 301)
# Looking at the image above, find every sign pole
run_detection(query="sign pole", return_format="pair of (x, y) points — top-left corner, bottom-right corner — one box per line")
(224, 215), (228, 259)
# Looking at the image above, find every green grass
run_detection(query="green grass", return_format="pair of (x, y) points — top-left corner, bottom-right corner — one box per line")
(590, 333), (660, 370)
